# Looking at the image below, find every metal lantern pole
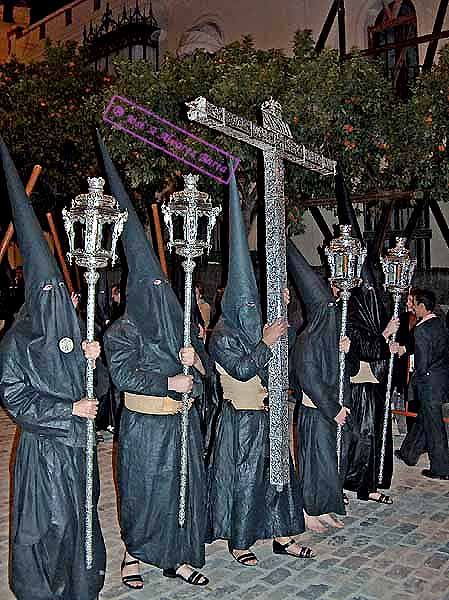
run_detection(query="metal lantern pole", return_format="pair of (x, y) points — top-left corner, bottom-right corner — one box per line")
(62, 177), (127, 568)
(162, 174), (221, 527)
(325, 224), (366, 470)
(378, 237), (416, 484)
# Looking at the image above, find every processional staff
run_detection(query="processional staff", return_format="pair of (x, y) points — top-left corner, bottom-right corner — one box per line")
(379, 237), (416, 484)
(63, 177), (128, 568)
(162, 174), (221, 527)
(325, 224), (366, 470)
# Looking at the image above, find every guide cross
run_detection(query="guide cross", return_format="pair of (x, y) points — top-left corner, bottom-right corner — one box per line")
(187, 96), (336, 488)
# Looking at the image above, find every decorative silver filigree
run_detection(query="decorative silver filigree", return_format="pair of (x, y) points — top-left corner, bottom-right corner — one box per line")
(63, 177), (127, 569)
(162, 174), (221, 527)
(325, 225), (366, 471)
(187, 96), (336, 488)
(379, 237), (416, 483)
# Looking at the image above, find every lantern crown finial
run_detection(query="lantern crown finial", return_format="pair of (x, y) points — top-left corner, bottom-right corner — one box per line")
(87, 177), (106, 194)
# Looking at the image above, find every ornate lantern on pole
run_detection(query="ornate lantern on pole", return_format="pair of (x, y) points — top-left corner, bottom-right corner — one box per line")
(62, 177), (128, 568)
(325, 224), (366, 469)
(379, 237), (416, 483)
(162, 173), (221, 527)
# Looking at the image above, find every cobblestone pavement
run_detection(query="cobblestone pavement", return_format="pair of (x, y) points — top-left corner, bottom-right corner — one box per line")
(1, 407), (448, 600)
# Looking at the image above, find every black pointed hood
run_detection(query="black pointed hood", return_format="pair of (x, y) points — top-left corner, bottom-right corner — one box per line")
(220, 169), (262, 346)
(287, 238), (334, 314)
(0, 137), (84, 401)
(287, 239), (341, 412)
(97, 133), (183, 369)
(334, 164), (388, 334)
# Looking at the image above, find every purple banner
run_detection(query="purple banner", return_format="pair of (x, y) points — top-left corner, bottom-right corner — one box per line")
(102, 95), (240, 184)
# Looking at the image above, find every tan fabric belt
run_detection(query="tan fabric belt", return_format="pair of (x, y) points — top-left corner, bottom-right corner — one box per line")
(302, 392), (317, 409)
(216, 363), (267, 410)
(124, 392), (184, 415)
(350, 360), (379, 384)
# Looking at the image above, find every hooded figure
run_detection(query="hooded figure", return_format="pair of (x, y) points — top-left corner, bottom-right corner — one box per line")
(0, 138), (106, 600)
(288, 239), (357, 526)
(335, 166), (395, 501)
(99, 136), (211, 588)
(206, 173), (311, 566)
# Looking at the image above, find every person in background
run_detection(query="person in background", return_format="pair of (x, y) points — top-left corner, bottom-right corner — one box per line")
(393, 289), (449, 481)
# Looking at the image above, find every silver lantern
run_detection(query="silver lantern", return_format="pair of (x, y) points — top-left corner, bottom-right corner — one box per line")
(62, 177), (128, 568)
(325, 224), (366, 470)
(162, 173), (221, 527)
(378, 237), (416, 483)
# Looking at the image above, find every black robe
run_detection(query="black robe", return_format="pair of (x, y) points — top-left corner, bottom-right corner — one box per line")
(0, 321), (106, 600)
(104, 317), (210, 569)
(344, 324), (393, 498)
(290, 302), (357, 517)
(206, 323), (305, 550)
(399, 316), (449, 476)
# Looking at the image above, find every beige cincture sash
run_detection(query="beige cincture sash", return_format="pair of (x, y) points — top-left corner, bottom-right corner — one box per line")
(350, 361), (379, 384)
(216, 363), (267, 410)
(302, 392), (317, 409)
(124, 392), (184, 415)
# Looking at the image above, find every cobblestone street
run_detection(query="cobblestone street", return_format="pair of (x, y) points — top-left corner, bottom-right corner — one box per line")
(0, 407), (448, 600)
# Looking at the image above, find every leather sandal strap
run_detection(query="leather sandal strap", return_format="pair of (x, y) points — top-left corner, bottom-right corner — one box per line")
(123, 559), (139, 567)
(188, 570), (201, 584)
(122, 574), (144, 584)
(234, 551), (257, 564)
(299, 546), (314, 558)
(281, 539), (297, 550)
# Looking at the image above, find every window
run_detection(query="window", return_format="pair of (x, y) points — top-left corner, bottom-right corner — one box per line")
(39, 23), (46, 40)
(368, 0), (419, 98)
(94, 0), (101, 11)
(65, 9), (72, 26)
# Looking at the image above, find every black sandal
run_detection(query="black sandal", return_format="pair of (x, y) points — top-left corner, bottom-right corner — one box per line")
(230, 550), (258, 566)
(273, 539), (315, 559)
(368, 493), (393, 504)
(163, 567), (209, 586)
(121, 556), (144, 590)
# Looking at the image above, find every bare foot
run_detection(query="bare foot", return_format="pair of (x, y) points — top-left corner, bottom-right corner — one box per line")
(318, 513), (345, 529)
(304, 512), (328, 533)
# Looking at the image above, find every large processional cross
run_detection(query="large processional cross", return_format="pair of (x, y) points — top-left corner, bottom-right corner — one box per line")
(187, 97), (336, 488)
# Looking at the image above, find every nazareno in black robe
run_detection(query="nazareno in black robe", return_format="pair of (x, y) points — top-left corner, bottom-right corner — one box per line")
(0, 138), (106, 600)
(344, 287), (393, 497)
(207, 324), (305, 549)
(206, 172), (304, 550)
(98, 134), (213, 570)
(334, 163), (393, 497)
(288, 240), (357, 517)
(105, 316), (211, 569)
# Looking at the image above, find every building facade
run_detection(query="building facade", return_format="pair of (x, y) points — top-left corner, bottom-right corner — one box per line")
(0, 0), (448, 269)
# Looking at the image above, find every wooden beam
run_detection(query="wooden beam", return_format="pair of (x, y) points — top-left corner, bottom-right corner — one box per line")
(151, 203), (168, 277)
(315, 0), (339, 53)
(0, 165), (42, 263)
(304, 190), (414, 207)
(309, 206), (333, 241)
(338, 0), (346, 61)
(429, 197), (449, 251)
(403, 200), (427, 244)
(359, 28), (449, 57)
(370, 199), (395, 256)
(423, 0), (449, 71)
(45, 212), (74, 295)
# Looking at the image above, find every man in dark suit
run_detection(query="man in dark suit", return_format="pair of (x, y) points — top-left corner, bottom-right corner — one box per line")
(393, 289), (449, 481)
